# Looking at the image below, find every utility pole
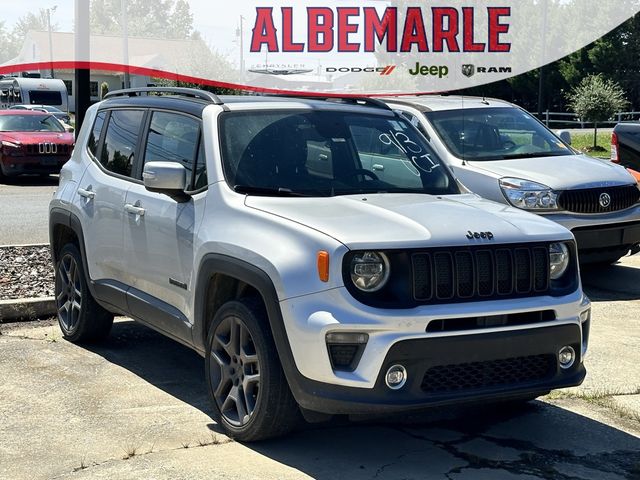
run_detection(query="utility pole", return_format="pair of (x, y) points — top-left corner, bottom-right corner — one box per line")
(236, 15), (245, 79)
(47, 6), (57, 79)
(121, 0), (131, 89)
(537, 0), (549, 117)
(74, 0), (90, 130)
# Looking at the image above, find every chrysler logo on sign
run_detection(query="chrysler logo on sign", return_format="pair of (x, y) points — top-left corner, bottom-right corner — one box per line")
(599, 193), (612, 208)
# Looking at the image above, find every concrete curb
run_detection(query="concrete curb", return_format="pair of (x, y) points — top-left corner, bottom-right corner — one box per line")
(0, 297), (56, 323)
(0, 243), (50, 249)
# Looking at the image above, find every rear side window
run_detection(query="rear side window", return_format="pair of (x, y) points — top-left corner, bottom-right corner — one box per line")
(99, 110), (145, 178)
(88, 111), (106, 157)
(28, 90), (62, 106)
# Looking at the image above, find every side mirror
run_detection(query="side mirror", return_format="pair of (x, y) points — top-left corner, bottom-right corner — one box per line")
(556, 130), (572, 145)
(64, 124), (74, 133)
(143, 161), (187, 197)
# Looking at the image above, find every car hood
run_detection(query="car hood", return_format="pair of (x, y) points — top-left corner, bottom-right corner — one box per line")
(245, 193), (571, 250)
(469, 154), (635, 190)
(0, 132), (74, 144)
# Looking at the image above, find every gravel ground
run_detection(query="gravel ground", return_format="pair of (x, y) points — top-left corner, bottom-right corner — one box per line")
(0, 246), (54, 300)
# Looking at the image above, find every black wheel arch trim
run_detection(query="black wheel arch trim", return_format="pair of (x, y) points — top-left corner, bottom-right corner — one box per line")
(49, 208), (127, 315)
(194, 254), (320, 405)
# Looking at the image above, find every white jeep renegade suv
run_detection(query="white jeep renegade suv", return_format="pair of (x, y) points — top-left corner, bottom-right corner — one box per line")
(49, 88), (591, 441)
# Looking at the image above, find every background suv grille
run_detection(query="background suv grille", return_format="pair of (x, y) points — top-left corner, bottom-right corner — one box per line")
(558, 185), (640, 214)
(412, 245), (550, 304)
(421, 354), (555, 393)
(25, 143), (71, 156)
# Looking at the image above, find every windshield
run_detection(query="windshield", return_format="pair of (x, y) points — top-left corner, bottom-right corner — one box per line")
(0, 114), (65, 133)
(39, 106), (62, 113)
(425, 107), (574, 161)
(220, 110), (459, 197)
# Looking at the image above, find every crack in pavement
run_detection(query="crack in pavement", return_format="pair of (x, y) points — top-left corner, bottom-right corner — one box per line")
(48, 436), (233, 479)
(390, 425), (640, 480)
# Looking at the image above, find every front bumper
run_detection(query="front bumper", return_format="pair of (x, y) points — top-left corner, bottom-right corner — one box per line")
(1, 155), (68, 175)
(541, 208), (640, 255)
(291, 324), (585, 414)
(277, 287), (589, 414)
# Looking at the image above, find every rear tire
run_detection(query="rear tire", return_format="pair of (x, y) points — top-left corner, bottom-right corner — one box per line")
(205, 298), (300, 441)
(54, 243), (114, 343)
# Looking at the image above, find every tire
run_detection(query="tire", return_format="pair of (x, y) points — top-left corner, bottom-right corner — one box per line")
(205, 298), (300, 441)
(54, 243), (114, 343)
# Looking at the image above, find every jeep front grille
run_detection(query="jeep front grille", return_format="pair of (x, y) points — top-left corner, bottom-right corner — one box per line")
(25, 143), (71, 156)
(558, 185), (640, 214)
(412, 245), (550, 303)
(421, 354), (556, 394)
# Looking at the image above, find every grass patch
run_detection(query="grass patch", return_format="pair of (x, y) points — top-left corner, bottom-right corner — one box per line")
(570, 131), (612, 159)
(546, 387), (640, 424)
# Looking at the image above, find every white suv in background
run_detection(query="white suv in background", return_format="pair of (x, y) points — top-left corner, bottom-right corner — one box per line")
(384, 96), (640, 265)
(50, 88), (590, 441)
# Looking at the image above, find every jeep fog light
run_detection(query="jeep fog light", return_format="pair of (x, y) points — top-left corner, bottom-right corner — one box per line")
(558, 346), (576, 369)
(326, 332), (368, 372)
(385, 365), (407, 390)
(549, 243), (570, 280)
(350, 251), (390, 292)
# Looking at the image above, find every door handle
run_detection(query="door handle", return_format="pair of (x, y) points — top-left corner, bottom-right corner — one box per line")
(372, 164), (385, 171)
(124, 204), (146, 216)
(77, 187), (95, 199)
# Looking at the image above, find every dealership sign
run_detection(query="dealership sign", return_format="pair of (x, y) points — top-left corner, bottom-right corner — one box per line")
(0, 0), (639, 95)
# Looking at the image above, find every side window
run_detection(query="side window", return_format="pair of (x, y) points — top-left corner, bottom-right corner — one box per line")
(88, 111), (106, 157)
(143, 112), (200, 185)
(99, 109), (145, 178)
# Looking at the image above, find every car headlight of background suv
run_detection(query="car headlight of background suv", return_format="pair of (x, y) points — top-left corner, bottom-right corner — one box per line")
(500, 177), (560, 211)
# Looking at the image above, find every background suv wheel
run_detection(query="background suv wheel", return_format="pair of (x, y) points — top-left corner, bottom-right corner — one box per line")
(55, 243), (114, 343)
(205, 298), (300, 441)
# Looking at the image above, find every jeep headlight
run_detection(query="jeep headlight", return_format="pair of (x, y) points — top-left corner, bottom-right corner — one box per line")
(350, 251), (390, 292)
(500, 177), (559, 211)
(549, 242), (570, 280)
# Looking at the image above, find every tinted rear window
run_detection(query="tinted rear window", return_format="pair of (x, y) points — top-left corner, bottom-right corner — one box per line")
(99, 110), (145, 178)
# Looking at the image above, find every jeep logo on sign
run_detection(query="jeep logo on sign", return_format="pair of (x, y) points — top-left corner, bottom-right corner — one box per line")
(466, 231), (495, 240)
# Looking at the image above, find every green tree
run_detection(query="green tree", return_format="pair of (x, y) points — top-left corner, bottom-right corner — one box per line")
(0, 22), (14, 63)
(0, 9), (58, 63)
(90, 0), (193, 39)
(567, 74), (629, 149)
(100, 81), (110, 99)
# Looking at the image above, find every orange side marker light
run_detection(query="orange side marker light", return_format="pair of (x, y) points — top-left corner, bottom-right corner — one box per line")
(317, 251), (330, 282)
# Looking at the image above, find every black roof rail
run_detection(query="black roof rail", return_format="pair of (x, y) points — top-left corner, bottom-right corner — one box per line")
(104, 87), (224, 105)
(262, 94), (393, 111)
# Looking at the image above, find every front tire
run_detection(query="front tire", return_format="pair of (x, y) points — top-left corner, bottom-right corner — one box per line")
(54, 243), (114, 343)
(205, 298), (300, 441)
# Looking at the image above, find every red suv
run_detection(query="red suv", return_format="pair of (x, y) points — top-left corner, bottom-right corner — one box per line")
(0, 110), (75, 180)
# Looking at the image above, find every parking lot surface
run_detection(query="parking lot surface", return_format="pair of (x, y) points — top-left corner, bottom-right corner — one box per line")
(0, 176), (58, 244)
(1, 257), (639, 480)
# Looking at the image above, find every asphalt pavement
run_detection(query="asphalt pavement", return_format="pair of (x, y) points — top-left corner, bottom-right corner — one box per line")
(1, 257), (639, 480)
(0, 176), (58, 245)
